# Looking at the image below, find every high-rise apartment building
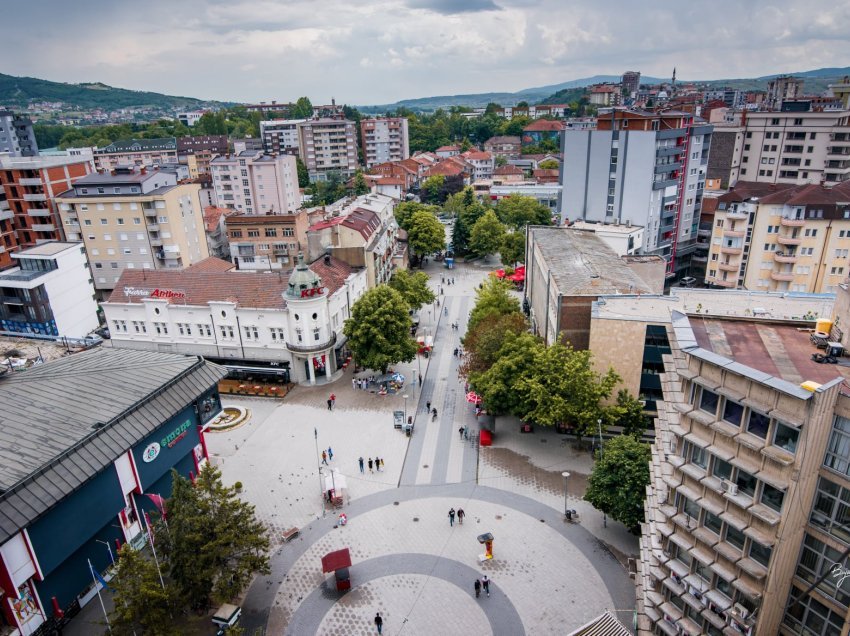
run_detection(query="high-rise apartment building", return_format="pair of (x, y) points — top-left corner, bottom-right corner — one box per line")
(55, 166), (208, 294)
(0, 110), (38, 157)
(726, 110), (850, 186)
(560, 108), (713, 277)
(766, 75), (804, 110)
(260, 119), (306, 156)
(360, 118), (410, 168)
(0, 155), (93, 269)
(93, 138), (179, 170)
(703, 181), (850, 292)
(622, 71), (642, 97)
(298, 119), (358, 181)
(177, 135), (228, 181)
(209, 151), (299, 215)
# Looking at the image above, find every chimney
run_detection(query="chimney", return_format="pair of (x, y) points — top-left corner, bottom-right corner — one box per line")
(140, 166), (147, 175)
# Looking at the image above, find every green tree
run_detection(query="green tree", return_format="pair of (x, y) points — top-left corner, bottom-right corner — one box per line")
(343, 286), (418, 372)
(538, 159), (560, 170)
(352, 170), (370, 195)
(407, 210), (446, 262)
(471, 331), (541, 416)
(606, 389), (648, 438)
(494, 155), (508, 167)
(388, 269), (436, 311)
(515, 341), (620, 440)
(421, 175), (446, 205)
(394, 202), (439, 232)
(290, 96), (314, 119)
(295, 157), (310, 188)
(159, 464), (270, 611)
(516, 101), (529, 108)
(584, 435), (651, 531)
(494, 195), (552, 230)
(469, 210), (506, 259)
(461, 311), (528, 377)
(467, 277), (521, 333)
(500, 231), (526, 266)
(307, 172), (346, 206)
(110, 545), (178, 636)
(484, 102), (502, 115)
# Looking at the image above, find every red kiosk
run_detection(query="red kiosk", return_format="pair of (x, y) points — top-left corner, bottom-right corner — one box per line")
(321, 548), (352, 592)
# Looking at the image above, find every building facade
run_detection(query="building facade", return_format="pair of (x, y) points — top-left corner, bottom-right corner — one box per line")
(483, 136), (522, 160)
(0, 242), (98, 339)
(225, 211), (309, 270)
(55, 167), (208, 294)
(560, 108), (713, 278)
(260, 119), (306, 156)
(0, 110), (37, 157)
(209, 151), (299, 215)
(0, 155), (93, 269)
(360, 118), (410, 168)
(176, 135), (228, 181)
(298, 119), (358, 181)
(93, 138), (179, 170)
(102, 254), (367, 384)
(0, 348), (226, 636)
(461, 150), (494, 181)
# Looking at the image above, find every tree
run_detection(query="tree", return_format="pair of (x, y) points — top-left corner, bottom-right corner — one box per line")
(290, 96), (314, 119)
(461, 311), (528, 377)
(394, 202), (439, 232)
(494, 196), (552, 230)
(584, 435), (651, 531)
(494, 155), (508, 167)
(469, 210), (505, 259)
(471, 331), (541, 416)
(295, 157), (310, 188)
(388, 269), (435, 311)
(306, 172), (346, 206)
(352, 170), (370, 195)
(421, 175), (446, 205)
(606, 389), (648, 438)
(110, 545), (178, 636)
(500, 231), (526, 266)
(407, 210), (446, 261)
(158, 464), (270, 611)
(343, 286), (418, 373)
(516, 101), (529, 108)
(515, 341), (620, 441)
(538, 159), (560, 170)
(467, 277), (521, 333)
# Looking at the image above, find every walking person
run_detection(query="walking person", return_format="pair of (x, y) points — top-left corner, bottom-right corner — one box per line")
(482, 575), (490, 597)
(358, 456), (364, 473)
(448, 507), (456, 527)
(457, 508), (465, 525)
(458, 426), (464, 440)
(426, 400), (431, 413)
(327, 398), (333, 410)
(375, 456), (381, 471)
(379, 458), (385, 470)
(328, 447), (333, 461)
(474, 578), (481, 598)
(330, 393), (336, 409)
(368, 457), (374, 473)
(352, 378), (357, 390)
(321, 450), (328, 465)
(374, 612), (383, 634)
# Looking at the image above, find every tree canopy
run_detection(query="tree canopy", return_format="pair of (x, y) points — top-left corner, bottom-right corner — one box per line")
(110, 544), (178, 636)
(461, 311), (529, 377)
(290, 96), (314, 119)
(467, 277), (521, 333)
(394, 201), (439, 232)
(469, 210), (506, 259)
(471, 331), (541, 416)
(388, 269), (436, 311)
(406, 210), (446, 260)
(584, 435), (651, 531)
(500, 231), (526, 266)
(306, 172), (346, 206)
(494, 195), (553, 229)
(607, 389), (648, 438)
(343, 285), (418, 373)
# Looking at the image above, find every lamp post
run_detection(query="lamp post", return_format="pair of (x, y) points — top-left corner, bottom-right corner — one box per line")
(403, 394), (409, 422)
(562, 472), (570, 518)
(596, 418), (607, 528)
(95, 539), (115, 565)
(315, 427), (325, 517)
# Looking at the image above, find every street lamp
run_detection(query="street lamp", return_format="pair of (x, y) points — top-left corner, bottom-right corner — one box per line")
(562, 471), (570, 518)
(403, 394), (409, 422)
(95, 539), (115, 565)
(596, 418), (607, 528)
(314, 427), (325, 518)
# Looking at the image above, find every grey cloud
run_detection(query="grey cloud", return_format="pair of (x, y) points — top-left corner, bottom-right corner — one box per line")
(405, 0), (501, 14)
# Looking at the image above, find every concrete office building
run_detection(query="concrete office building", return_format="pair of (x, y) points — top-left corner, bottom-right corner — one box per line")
(209, 151), (299, 215)
(298, 119), (358, 181)
(0, 242), (99, 339)
(55, 167), (208, 295)
(560, 108), (713, 278)
(0, 110), (38, 157)
(360, 118), (410, 168)
(260, 119), (306, 156)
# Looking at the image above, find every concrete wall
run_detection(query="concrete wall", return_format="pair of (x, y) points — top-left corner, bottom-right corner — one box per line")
(558, 295), (595, 350)
(588, 316), (648, 397)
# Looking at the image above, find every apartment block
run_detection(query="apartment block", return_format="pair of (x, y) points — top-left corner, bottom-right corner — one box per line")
(483, 136), (522, 160)
(0, 110), (38, 157)
(177, 135), (228, 180)
(209, 151), (299, 215)
(703, 180), (850, 293)
(560, 108), (712, 277)
(461, 150), (494, 181)
(260, 119), (306, 156)
(298, 119), (358, 181)
(731, 110), (850, 186)
(360, 117), (410, 168)
(93, 138), (179, 170)
(636, 296), (850, 636)
(55, 166), (208, 294)
(225, 211), (309, 271)
(622, 71), (642, 97)
(0, 155), (93, 269)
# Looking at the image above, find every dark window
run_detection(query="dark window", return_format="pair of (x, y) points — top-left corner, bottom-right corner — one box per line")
(722, 400), (745, 427)
(726, 526), (745, 550)
(736, 470), (757, 497)
(747, 411), (770, 439)
(704, 511), (723, 535)
(713, 458), (733, 481)
(699, 388), (719, 415)
(761, 484), (785, 512)
(774, 422), (799, 453)
(749, 542), (772, 567)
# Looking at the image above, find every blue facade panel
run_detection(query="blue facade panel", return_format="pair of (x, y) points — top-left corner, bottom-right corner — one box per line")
(131, 404), (201, 492)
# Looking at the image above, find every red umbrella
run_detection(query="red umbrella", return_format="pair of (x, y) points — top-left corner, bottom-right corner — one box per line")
(466, 391), (482, 404)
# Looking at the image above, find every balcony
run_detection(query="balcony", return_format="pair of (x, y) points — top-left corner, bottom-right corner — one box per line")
(0, 209), (15, 221)
(777, 234), (802, 246)
(773, 252), (798, 263)
(720, 245), (743, 255)
(147, 223), (160, 232)
(708, 277), (737, 288)
(149, 237), (163, 246)
(23, 193), (46, 202)
(27, 208), (51, 217)
(780, 216), (805, 227)
(771, 271), (795, 282)
(31, 223), (55, 232)
(725, 210), (748, 220)
(287, 332), (336, 354)
(828, 146), (850, 156)
(723, 228), (745, 238)
(143, 206), (156, 216)
(718, 262), (739, 272)
(18, 178), (42, 186)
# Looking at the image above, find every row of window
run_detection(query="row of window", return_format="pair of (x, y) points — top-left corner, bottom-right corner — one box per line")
(230, 229), (296, 238)
(112, 321), (328, 345)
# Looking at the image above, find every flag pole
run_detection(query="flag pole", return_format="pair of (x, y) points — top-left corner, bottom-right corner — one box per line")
(88, 559), (112, 634)
(142, 512), (166, 591)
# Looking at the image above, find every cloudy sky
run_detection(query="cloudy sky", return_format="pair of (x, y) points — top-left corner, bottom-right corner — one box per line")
(4, 0), (849, 105)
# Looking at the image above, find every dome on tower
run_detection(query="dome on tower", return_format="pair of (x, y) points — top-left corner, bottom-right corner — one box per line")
(285, 253), (324, 299)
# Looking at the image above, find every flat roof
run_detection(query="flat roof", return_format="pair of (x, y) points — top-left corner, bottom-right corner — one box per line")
(13, 241), (81, 257)
(571, 221), (643, 234)
(529, 226), (654, 296)
(690, 317), (850, 387)
(0, 155), (91, 170)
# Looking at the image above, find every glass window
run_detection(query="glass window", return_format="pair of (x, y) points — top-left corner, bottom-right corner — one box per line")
(695, 561), (713, 584)
(699, 388), (719, 415)
(712, 458), (733, 481)
(825, 416), (850, 476)
(682, 497), (701, 521)
(761, 484), (785, 512)
(783, 588), (845, 636)
(722, 400), (745, 427)
(795, 533), (850, 608)
(716, 577), (733, 599)
(810, 477), (850, 545)
(691, 445), (708, 469)
(704, 511), (723, 535)
(736, 470), (757, 497)
(726, 526), (745, 550)
(749, 541), (772, 567)
(774, 422), (799, 453)
(747, 410), (771, 439)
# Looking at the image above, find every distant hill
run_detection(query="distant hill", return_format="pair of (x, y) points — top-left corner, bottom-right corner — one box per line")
(0, 72), (217, 112)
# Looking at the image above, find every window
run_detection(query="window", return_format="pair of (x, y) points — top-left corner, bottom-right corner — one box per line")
(749, 541), (772, 567)
(795, 533), (850, 608)
(133, 217), (141, 225)
(100, 218), (108, 225)
(735, 469), (757, 497)
(783, 587), (846, 636)
(704, 510), (722, 535)
(265, 228), (277, 237)
(116, 218), (124, 225)
(196, 323), (211, 337)
(110, 262), (119, 269)
(243, 325), (259, 340)
(825, 416), (850, 476)
(698, 387), (719, 415)
(810, 476), (850, 545)
(747, 410), (771, 439)
(313, 327), (321, 341)
(691, 445), (707, 469)
(681, 496), (701, 521)
(725, 525), (745, 550)
(247, 230), (260, 237)
(270, 327), (285, 341)
(722, 400), (745, 427)
(760, 483), (785, 512)
(832, 267), (845, 275)
(219, 325), (235, 339)
(774, 422), (799, 453)
(712, 458), (733, 481)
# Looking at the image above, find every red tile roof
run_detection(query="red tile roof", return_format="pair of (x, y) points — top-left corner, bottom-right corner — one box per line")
(533, 169), (559, 178)
(425, 161), (465, 177)
(494, 165), (524, 176)
(341, 208), (381, 239)
(203, 206), (236, 233)
(485, 136), (521, 145)
(377, 177), (405, 185)
(462, 150), (492, 161)
(436, 145), (460, 152)
(523, 120), (565, 132)
(308, 216), (346, 231)
(184, 257), (236, 273)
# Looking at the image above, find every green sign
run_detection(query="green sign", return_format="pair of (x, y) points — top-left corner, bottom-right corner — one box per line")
(161, 420), (192, 449)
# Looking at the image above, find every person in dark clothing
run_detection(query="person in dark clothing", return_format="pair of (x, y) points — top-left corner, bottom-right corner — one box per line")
(482, 575), (490, 597)
(374, 612), (383, 634)
(474, 578), (481, 598)
(457, 508), (465, 525)
(368, 457), (374, 473)
(358, 456), (364, 473)
(448, 507), (456, 526)
(426, 400), (431, 412)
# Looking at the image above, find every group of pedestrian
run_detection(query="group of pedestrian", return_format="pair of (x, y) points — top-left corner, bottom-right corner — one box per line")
(447, 507), (466, 526)
(473, 575), (490, 598)
(358, 456), (384, 473)
(453, 347), (464, 357)
(321, 446), (334, 465)
(353, 377), (372, 391)
(457, 425), (469, 440)
(450, 322), (459, 330)
(440, 276), (456, 285)
(326, 393), (336, 410)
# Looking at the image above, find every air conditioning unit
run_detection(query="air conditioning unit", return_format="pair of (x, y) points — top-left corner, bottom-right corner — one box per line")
(721, 479), (738, 495)
(733, 603), (749, 620)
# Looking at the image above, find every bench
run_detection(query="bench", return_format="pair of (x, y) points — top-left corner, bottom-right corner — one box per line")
(282, 527), (300, 542)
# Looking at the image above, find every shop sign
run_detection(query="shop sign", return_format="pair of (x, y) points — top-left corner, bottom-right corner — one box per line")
(161, 420), (192, 449)
(300, 287), (324, 298)
(142, 442), (161, 463)
(123, 287), (187, 300)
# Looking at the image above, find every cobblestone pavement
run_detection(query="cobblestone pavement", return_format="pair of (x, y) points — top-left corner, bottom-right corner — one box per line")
(206, 259), (639, 635)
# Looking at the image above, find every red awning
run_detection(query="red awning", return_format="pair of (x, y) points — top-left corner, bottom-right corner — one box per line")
(321, 548), (352, 572)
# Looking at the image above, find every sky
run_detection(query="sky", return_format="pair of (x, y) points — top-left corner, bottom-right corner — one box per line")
(3, 0), (849, 105)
